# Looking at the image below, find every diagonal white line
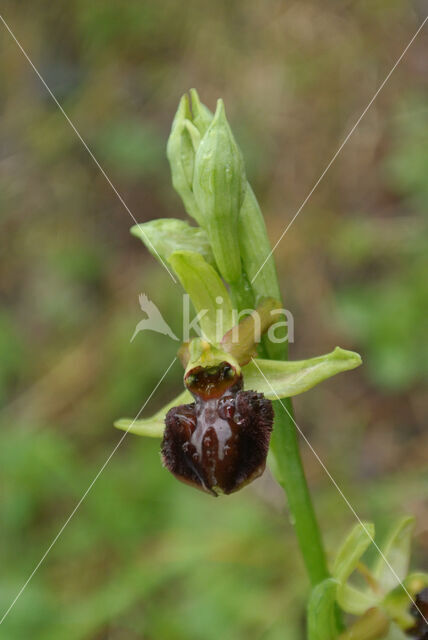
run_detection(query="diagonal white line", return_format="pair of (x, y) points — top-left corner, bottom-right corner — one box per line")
(0, 357), (177, 626)
(251, 15), (428, 285)
(252, 358), (428, 624)
(0, 13), (177, 284)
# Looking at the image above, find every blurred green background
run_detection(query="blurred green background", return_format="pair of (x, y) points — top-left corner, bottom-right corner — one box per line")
(0, 1), (427, 638)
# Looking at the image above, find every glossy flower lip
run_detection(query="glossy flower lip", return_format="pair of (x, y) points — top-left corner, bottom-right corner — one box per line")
(161, 362), (274, 496)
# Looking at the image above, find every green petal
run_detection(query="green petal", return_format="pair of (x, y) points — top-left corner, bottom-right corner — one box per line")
(114, 389), (192, 438)
(168, 250), (234, 343)
(333, 522), (375, 584)
(307, 578), (339, 640)
(130, 218), (215, 267)
(221, 297), (282, 365)
(373, 516), (415, 593)
(243, 347), (362, 399)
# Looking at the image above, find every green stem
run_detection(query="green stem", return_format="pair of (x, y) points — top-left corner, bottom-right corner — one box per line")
(270, 397), (329, 586)
(259, 337), (329, 586)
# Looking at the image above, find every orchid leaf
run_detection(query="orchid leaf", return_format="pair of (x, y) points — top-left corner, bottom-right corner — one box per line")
(337, 582), (379, 616)
(242, 347), (362, 399)
(168, 250), (234, 343)
(130, 219), (215, 267)
(333, 522), (375, 584)
(114, 389), (193, 437)
(373, 516), (415, 593)
(307, 578), (339, 640)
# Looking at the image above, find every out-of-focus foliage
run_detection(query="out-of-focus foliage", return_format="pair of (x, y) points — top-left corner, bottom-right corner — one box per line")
(0, 1), (426, 638)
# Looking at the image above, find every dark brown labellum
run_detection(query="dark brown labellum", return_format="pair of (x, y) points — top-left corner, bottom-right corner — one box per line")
(408, 588), (428, 639)
(161, 362), (274, 495)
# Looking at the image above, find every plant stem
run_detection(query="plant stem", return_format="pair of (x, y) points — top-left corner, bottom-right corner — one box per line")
(270, 397), (329, 586)
(233, 189), (330, 587)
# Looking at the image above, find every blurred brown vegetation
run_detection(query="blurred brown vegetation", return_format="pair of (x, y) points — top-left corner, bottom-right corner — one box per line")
(0, 1), (427, 638)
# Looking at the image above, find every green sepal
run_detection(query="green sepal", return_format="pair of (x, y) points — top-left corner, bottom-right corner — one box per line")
(372, 516), (415, 594)
(307, 578), (339, 640)
(168, 250), (234, 343)
(114, 389), (193, 438)
(130, 219), (215, 267)
(193, 99), (246, 284)
(242, 347), (362, 400)
(337, 582), (379, 616)
(333, 522), (375, 584)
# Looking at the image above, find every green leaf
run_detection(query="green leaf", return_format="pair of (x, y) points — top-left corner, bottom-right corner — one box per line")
(373, 516), (415, 593)
(114, 389), (192, 437)
(243, 347), (362, 399)
(130, 219), (215, 267)
(168, 250), (234, 343)
(307, 578), (339, 640)
(337, 583), (379, 616)
(333, 522), (375, 584)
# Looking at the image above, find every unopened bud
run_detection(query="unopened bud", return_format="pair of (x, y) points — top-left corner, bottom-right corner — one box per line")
(166, 94), (203, 224)
(193, 99), (246, 284)
(189, 88), (213, 135)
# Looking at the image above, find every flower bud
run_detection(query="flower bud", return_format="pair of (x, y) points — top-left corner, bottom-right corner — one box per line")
(161, 360), (273, 496)
(193, 99), (246, 284)
(166, 94), (203, 224)
(189, 88), (213, 135)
